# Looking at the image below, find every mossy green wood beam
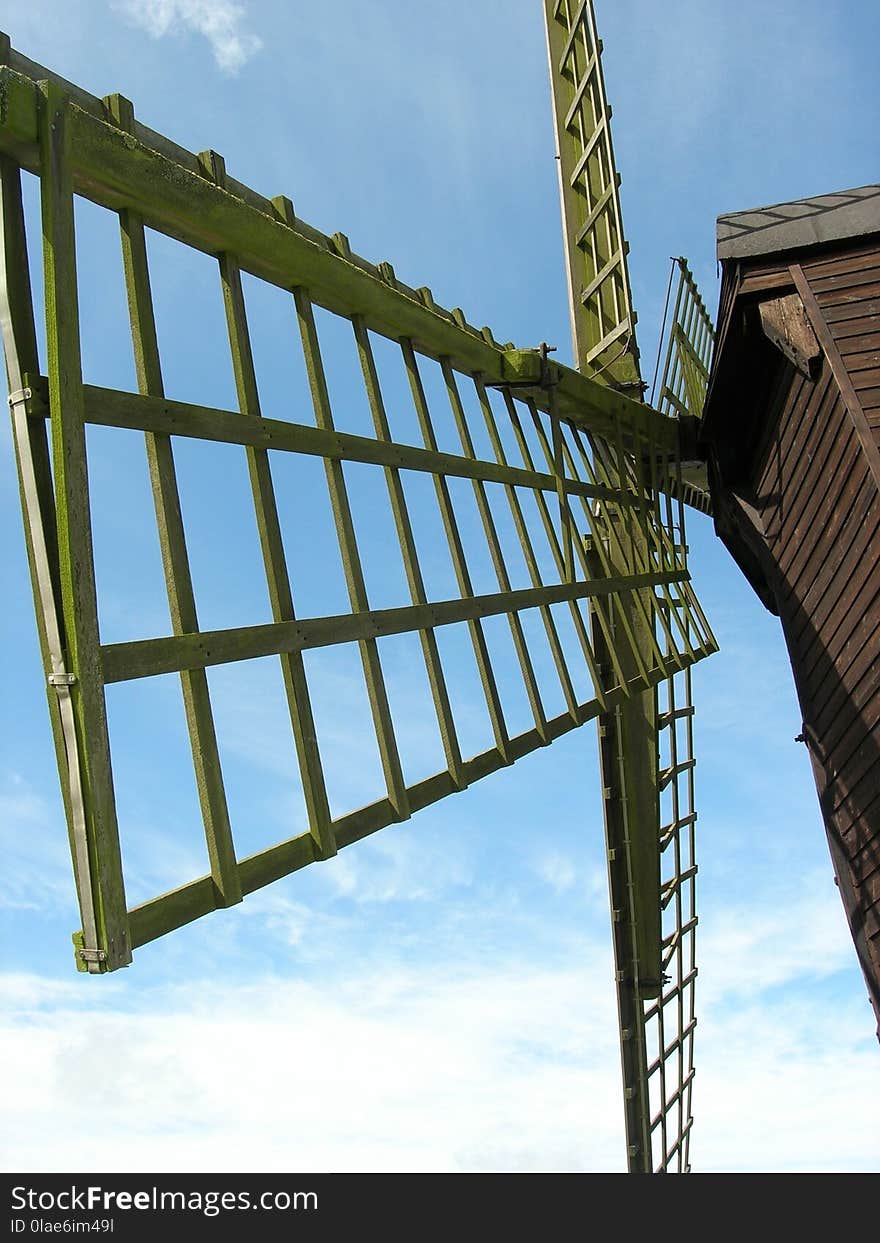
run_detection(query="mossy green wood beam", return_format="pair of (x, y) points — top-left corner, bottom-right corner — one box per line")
(107, 97), (241, 908)
(38, 83), (131, 970)
(126, 658), (683, 952)
(205, 160), (336, 861)
(0, 56), (700, 483)
(652, 259), (715, 510)
(604, 533), (662, 1004)
(498, 390), (609, 708)
(521, 403), (642, 694)
(100, 568), (689, 685)
(608, 424), (695, 668)
(474, 379), (581, 727)
(295, 288), (410, 822)
(640, 431), (714, 662)
(0, 154), (89, 959)
(542, 0), (677, 1152)
(559, 423), (675, 682)
(402, 339), (511, 763)
(655, 259), (715, 422)
(442, 359), (550, 744)
(587, 525), (657, 1174)
(543, 1), (642, 392)
(550, 389), (576, 585)
(353, 315), (467, 792)
(65, 380), (637, 505)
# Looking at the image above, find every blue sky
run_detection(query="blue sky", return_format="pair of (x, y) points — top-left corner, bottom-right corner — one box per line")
(2, 0), (879, 1173)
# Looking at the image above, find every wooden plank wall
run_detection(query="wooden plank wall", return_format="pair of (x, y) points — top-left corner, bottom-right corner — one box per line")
(744, 239), (880, 1018)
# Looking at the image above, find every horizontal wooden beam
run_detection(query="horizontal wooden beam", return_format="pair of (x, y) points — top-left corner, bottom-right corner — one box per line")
(74, 382), (631, 504)
(100, 568), (689, 683)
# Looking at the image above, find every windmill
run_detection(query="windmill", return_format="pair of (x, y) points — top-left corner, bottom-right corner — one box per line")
(0, 2), (875, 1174)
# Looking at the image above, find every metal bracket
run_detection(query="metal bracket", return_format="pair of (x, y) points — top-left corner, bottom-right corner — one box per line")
(538, 341), (558, 389)
(7, 376), (49, 417)
(77, 947), (108, 965)
(8, 385), (32, 408)
(48, 672), (77, 687)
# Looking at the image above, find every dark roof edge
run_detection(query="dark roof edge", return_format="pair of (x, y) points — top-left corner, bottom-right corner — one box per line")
(717, 184), (880, 262)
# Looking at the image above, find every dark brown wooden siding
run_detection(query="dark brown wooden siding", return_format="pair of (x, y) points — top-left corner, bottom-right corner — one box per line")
(803, 242), (880, 440)
(704, 233), (880, 1031)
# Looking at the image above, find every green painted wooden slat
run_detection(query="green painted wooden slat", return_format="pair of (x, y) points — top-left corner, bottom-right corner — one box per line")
(108, 93), (242, 908)
(558, 418), (674, 681)
(100, 569), (689, 684)
(38, 82), (131, 970)
(596, 419), (682, 674)
(524, 403), (634, 693)
(549, 388), (576, 585)
(0, 159), (70, 813)
(640, 428), (699, 665)
(217, 246), (337, 860)
(0, 154), (96, 961)
(442, 358), (549, 743)
(69, 382), (633, 506)
(543, 0), (642, 391)
(401, 340), (511, 762)
(473, 378), (580, 724)
(500, 391), (609, 707)
(353, 315), (467, 790)
(585, 529), (656, 1175)
(295, 288), (410, 821)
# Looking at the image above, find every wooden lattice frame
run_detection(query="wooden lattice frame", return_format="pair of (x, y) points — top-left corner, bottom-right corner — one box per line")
(1, 25), (717, 1175)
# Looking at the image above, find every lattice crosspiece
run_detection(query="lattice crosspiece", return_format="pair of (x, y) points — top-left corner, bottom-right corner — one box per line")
(0, 42), (715, 976)
(544, 0), (642, 393)
(652, 257), (716, 421)
(650, 257), (716, 516)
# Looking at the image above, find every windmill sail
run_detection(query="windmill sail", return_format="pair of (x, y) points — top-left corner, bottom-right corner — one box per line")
(653, 258), (716, 421)
(0, 36), (715, 985)
(652, 257), (716, 516)
(544, 0), (642, 393)
(544, 3), (715, 1171)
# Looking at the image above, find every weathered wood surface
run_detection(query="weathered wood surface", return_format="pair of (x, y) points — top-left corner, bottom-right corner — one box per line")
(703, 228), (880, 1030)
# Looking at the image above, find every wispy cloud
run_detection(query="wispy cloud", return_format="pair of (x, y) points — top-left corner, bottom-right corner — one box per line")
(0, 773), (71, 912)
(0, 961), (622, 1173)
(3, 948), (877, 1173)
(112, 1), (263, 74)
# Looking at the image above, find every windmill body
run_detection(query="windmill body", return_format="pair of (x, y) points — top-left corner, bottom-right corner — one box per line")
(701, 185), (880, 1032)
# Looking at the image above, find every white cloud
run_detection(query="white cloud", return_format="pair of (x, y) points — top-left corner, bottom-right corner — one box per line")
(696, 997), (880, 1172)
(2, 945), (877, 1174)
(0, 960), (623, 1173)
(0, 773), (71, 912)
(323, 829), (474, 906)
(698, 869), (857, 1006)
(536, 851), (577, 894)
(113, 0), (262, 74)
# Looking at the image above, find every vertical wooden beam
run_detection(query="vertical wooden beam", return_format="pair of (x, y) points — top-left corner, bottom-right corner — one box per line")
(401, 338), (511, 763)
(474, 379), (580, 724)
(353, 315), (467, 790)
(295, 288), (410, 820)
(442, 358), (549, 743)
(106, 94), (241, 906)
(39, 83), (131, 969)
(501, 390), (607, 708)
(213, 211), (336, 858)
(587, 519), (657, 1174)
(0, 153), (98, 963)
